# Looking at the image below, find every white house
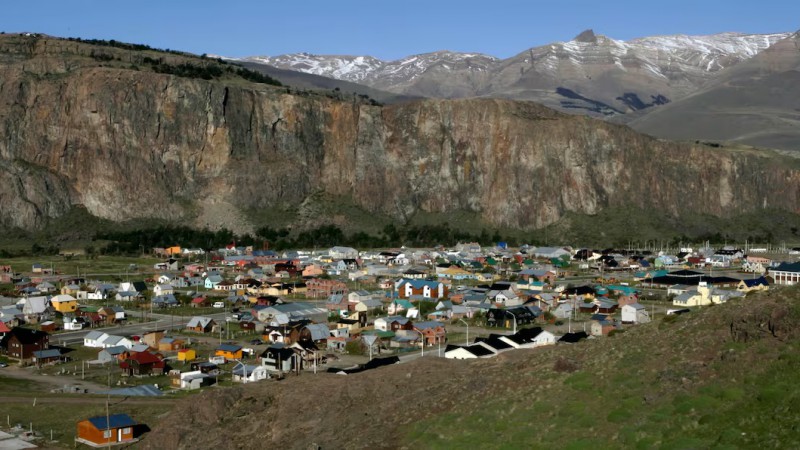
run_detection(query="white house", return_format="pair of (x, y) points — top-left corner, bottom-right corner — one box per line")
(621, 303), (651, 324)
(232, 364), (270, 383)
(154, 284), (175, 297)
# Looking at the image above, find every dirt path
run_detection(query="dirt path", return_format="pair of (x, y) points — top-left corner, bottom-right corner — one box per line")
(1, 366), (108, 392)
(0, 396), (175, 405)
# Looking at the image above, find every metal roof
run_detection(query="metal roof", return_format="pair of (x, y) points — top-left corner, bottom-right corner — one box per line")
(87, 414), (137, 430)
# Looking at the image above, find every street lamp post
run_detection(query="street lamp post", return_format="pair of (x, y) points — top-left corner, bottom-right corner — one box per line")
(414, 329), (424, 357)
(458, 318), (469, 345)
(506, 310), (517, 335)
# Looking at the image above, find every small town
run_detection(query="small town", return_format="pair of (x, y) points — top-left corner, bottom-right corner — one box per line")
(0, 241), (795, 447)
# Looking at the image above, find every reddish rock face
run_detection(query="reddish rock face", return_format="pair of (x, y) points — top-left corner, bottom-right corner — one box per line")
(0, 34), (798, 233)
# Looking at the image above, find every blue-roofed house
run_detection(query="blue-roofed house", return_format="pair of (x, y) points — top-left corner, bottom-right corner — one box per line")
(737, 276), (770, 292)
(769, 262), (800, 286)
(215, 343), (243, 360)
(77, 413), (140, 446)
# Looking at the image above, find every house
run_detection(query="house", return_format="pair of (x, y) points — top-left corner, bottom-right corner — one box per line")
(171, 370), (215, 390)
(177, 348), (196, 362)
(673, 283), (744, 307)
(215, 344), (243, 361)
(374, 316), (413, 332)
(329, 246), (359, 260)
(387, 299), (414, 315)
(232, 364), (270, 383)
(498, 327), (556, 348)
(299, 323), (330, 343)
(0, 328), (50, 360)
(326, 293), (348, 312)
(204, 275), (224, 290)
(474, 335), (514, 353)
(76, 414), (140, 446)
(264, 321), (304, 345)
(395, 279), (448, 299)
(413, 321), (447, 346)
(158, 337), (185, 352)
(139, 330), (165, 349)
(153, 284), (175, 297)
(260, 344), (300, 373)
(22, 296), (51, 323)
(35, 281), (56, 294)
(120, 351), (166, 376)
(621, 303), (651, 324)
(737, 276), (770, 293)
(306, 278), (348, 298)
(290, 340), (325, 367)
(186, 316), (217, 333)
(152, 294), (179, 309)
(84, 331), (109, 348)
(32, 348), (65, 365)
(97, 346), (129, 364)
(354, 298), (383, 313)
(444, 344), (495, 359)
(591, 318), (621, 336)
(486, 307), (535, 329)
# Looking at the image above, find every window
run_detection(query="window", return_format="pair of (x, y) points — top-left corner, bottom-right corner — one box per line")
(122, 427), (132, 434)
(103, 430), (112, 439)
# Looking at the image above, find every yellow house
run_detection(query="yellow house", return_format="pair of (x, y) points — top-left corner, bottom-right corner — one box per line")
(177, 348), (196, 362)
(50, 294), (79, 313)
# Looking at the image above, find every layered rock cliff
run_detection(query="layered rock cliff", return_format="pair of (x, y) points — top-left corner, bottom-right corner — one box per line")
(1, 34), (799, 233)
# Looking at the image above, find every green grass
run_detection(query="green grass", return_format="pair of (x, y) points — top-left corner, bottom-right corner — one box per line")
(0, 254), (160, 278)
(403, 291), (800, 449)
(3, 400), (172, 447)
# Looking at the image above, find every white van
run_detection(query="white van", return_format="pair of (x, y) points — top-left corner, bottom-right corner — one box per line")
(213, 301), (225, 308)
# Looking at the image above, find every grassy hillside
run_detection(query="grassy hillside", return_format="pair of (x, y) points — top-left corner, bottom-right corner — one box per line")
(142, 287), (800, 449)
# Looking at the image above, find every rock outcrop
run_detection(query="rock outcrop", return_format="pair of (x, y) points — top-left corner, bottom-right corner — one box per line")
(1, 34), (799, 232)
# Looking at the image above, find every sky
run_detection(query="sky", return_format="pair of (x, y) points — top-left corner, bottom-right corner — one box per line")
(2, 1), (798, 60)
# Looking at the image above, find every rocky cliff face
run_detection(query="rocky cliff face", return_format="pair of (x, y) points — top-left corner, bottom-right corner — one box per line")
(1, 34), (799, 233)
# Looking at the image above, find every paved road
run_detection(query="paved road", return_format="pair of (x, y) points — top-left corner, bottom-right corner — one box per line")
(52, 311), (230, 346)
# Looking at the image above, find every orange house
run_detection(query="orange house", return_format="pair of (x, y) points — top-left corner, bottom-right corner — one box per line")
(76, 414), (139, 446)
(215, 344), (243, 360)
(165, 246), (182, 256)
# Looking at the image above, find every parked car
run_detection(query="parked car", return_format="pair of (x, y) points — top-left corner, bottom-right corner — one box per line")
(0, 362), (8, 368)
(249, 339), (263, 345)
(212, 302), (225, 308)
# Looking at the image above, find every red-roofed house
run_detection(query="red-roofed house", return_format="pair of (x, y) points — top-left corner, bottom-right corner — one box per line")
(119, 352), (166, 376)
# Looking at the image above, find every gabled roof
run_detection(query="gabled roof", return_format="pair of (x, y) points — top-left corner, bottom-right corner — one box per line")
(33, 348), (61, 359)
(303, 323), (330, 341)
(558, 331), (589, 343)
(2, 327), (48, 345)
(187, 316), (215, 328)
(475, 336), (513, 350)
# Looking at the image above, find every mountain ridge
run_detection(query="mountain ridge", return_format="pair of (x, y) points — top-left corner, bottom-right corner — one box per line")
(238, 30), (791, 117)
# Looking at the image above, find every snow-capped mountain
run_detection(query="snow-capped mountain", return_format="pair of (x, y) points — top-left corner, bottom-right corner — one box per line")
(240, 30), (791, 117)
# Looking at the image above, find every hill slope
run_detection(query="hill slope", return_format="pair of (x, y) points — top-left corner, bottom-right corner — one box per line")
(1, 33), (800, 237)
(143, 287), (800, 449)
(631, 32), (800, 151)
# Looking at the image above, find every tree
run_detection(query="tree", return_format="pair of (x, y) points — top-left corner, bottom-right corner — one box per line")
(345, 340), (364, 355)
